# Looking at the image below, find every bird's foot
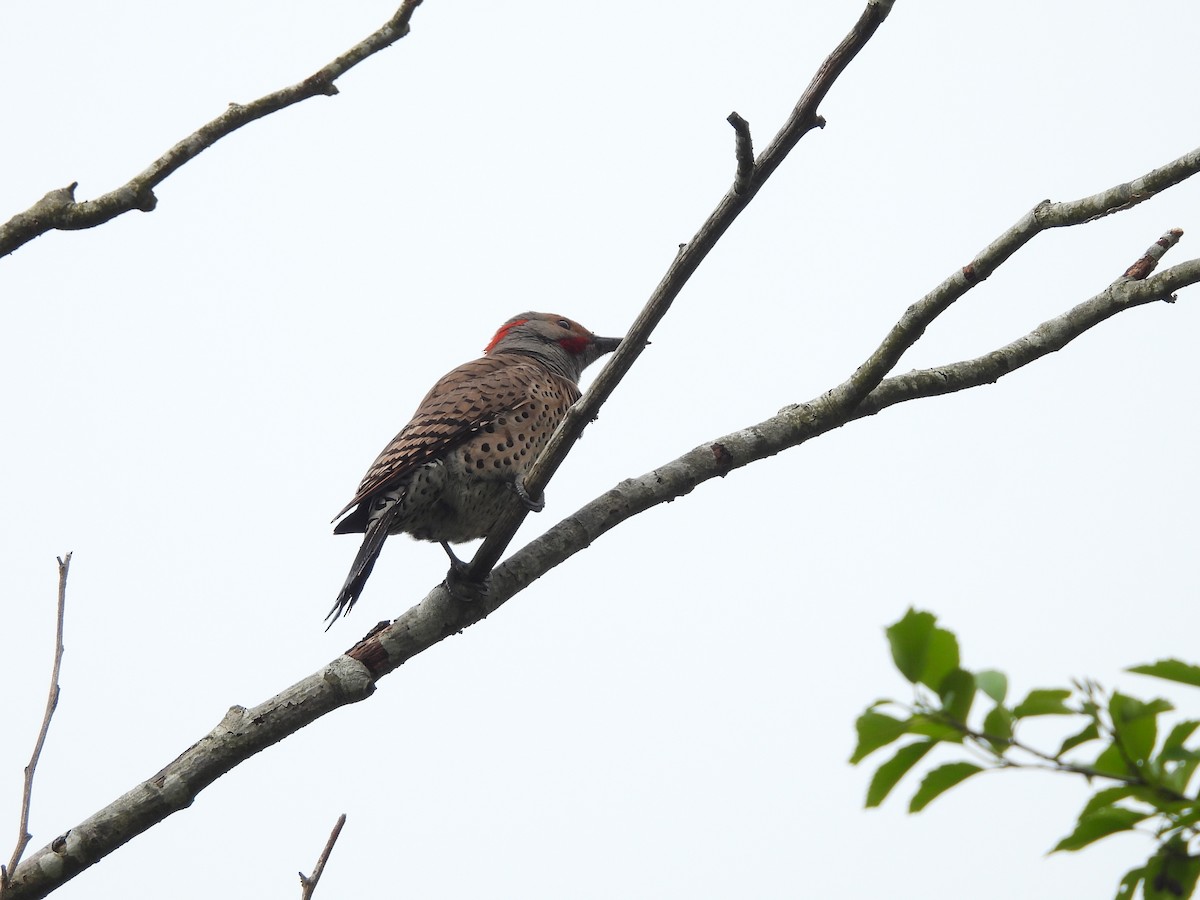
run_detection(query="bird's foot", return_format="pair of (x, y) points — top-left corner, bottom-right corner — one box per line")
(441, 542), (489, 602)
(444, 562), (490, 603)
(512, 475), (545, 513)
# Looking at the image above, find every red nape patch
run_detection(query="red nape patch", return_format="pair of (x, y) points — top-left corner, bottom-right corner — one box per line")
(558, 336), (589, 354)
(484, 318), (528, 354)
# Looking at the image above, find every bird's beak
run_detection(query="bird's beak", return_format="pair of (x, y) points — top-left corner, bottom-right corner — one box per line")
(593, 335), (622, 355)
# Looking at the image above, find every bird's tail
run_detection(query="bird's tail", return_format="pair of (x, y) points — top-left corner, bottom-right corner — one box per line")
(326, 497), (400, 629)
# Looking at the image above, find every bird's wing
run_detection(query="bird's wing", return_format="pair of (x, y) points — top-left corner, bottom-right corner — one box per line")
(333, 355), (559, 522)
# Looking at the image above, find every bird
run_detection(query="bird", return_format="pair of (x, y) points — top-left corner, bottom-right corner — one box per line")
(327, 312), (621, 625)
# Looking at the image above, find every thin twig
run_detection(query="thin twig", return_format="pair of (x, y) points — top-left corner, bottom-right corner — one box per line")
(461, 0), (895, 585)
(960, 723), (1193, 804)
(820, 145), (1200, 421)
(8, 13), (1200, 900)
(0, 9), (898, 893)
(298, 814), (346, 900)
(0, 1), (424, 259)
(1123, 228), (1184, 283)
(9, 251), (1198, 899)
(2, 554), (72, 892)
(727, 112), (755, 195)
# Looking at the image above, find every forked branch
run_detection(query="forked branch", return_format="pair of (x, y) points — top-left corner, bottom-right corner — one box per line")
(493, 239), (1199, 595)
(2, 5), (896, 895)
(461, 0), (896, 584)
(0, 1), (424, 259)
(7, 3), (1200, 899)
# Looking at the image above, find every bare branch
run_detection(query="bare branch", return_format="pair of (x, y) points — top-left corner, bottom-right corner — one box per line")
(0, 1), (424, 260)
(726, 112), (755, 195)
(1123, 228), (1184, 282)
(7, 250), (1196, 900)
(6, 7), (1199, 898)
(344, 149), (1200, 677)
(828, 146), (1200, 419)
(1, 6), (897, 894)
(461, 0), (895, 585)
(298, 814), (347, 900)
(850, 257), (1198, 417)
(4, 660), (374, 900)
(2, 554), (71, 893)
(493, 250), (1200, 605)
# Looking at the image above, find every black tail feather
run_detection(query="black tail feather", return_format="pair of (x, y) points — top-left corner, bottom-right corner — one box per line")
(326, 501), (399, 629)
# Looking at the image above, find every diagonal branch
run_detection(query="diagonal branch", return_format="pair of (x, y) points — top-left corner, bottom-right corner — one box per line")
(831, 147), (1200, 416)
(298, 814), (347, 900)
(2, 554), (72, 894)
(352, 148), (1200, 678)
(2, 6), (896, 896)
(3, 659), (374, 900)
(6, 192), (1196, 900)
(483, 253), (1199, 620)
(0, 1), (424, 260)
(7, 8), (1200, 900)
(462, 0), (896, 583)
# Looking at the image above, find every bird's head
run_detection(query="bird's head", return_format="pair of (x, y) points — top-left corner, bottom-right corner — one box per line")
(484, 312), (622, 381)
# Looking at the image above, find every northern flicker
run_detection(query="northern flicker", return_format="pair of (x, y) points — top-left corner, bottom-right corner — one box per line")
(327, 312), (621, 624)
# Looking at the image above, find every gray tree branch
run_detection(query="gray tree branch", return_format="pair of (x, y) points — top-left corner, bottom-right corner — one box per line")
(1, 555), (71, 895)
(350, 221), (1198, 680)
(462, 0), (897, 583)
(2, 3), (896, 896)
(0, 1), (423, 260)
(6, 3), (1199, 899)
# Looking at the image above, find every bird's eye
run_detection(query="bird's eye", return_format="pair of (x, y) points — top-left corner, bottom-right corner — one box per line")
(556, 318), (571, 330)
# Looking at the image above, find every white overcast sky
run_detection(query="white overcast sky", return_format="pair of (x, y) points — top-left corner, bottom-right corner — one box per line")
(3, 2), (1200, 898)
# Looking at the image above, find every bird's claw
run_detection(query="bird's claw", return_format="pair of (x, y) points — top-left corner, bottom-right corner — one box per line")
(444, 561), (490, 603)
(513, 475), (545, 513)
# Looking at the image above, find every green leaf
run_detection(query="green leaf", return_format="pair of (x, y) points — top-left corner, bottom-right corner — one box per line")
(1111, 693), (1172, 765)
(1127, 784), (1195, 815)
(1160, 748), (1200, 763)
(976, 669), (1008, 704)
(909, 762), (983, 813)
(982, 705), (1014, 754)
(1092, 741), (1133, 778)
(1129, 659), (1200, 689)
(1144, 837), (1200, 900)
(907, 715), (965, 743)
(1115, 864), (1145, 900)
(1081, 785), (1136, 817)
(1163, 757), (1200, 795)
(1162, 720), (1200, 758)
(1052, 806), (1148, 852)
(1112, 694), (1174, 720)
(1164, 764), (1200, 796)
(923, 627), (961, 691)
(1166, 805), (1200, 833)
(1013, 688), (1073, 718)
(1158, 723), (1200, 791)
(865, 741), (935, 808)
(851, 711), (910, 764)
(938, 668), (975, 723)
(886, 609), (936, 684)
(1058, 721), (1100, 757)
